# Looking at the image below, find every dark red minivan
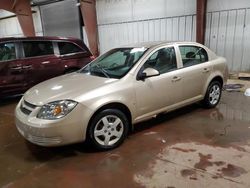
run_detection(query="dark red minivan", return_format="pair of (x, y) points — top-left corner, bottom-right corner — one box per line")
(0, 36), (93, 98)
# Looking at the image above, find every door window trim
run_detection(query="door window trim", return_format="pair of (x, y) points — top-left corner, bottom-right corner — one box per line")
(177, 44), (209, 69)
(57, 41), (88, 57)
(135, 44), (181, 78)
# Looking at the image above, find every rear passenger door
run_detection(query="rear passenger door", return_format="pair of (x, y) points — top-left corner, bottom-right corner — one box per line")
(57, 41), (92, 71)
(21, 41), (61, 87)
(177, 45), (211, 102)
(0, 42), (25, 97)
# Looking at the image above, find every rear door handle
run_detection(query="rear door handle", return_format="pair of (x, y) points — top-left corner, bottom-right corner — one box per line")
(172, 76), (181, 82)
(202, 68), (210, 73)
(23, 65), (32, 69)
(41, 61), (50, 65)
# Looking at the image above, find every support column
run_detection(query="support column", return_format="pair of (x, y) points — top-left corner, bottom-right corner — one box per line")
(0, 0), (35, 36)
(80, 0), (99, 57)
(196, 0), (207, 44)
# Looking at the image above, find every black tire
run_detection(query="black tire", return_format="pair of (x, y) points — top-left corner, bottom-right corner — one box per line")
(88, 109), (129, 150)
(203, 81), (222, 108)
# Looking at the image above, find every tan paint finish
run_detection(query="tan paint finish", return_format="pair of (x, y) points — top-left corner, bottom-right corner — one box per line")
(15, 42), (227, 146)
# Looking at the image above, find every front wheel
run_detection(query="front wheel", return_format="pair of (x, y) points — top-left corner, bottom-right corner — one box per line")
(88, 109), (129, 150)
(203, 81), (222, 108)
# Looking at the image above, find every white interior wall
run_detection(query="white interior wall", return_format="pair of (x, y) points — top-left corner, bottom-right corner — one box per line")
(206, 8), (250, 72)
(90, 0), (250, 72)
(0, 7), (43, 37)
(96, 0), (196, 24)
(207, 0), (250, 12)
(0, 0), (250, 71)
(93, 0), (196, 54)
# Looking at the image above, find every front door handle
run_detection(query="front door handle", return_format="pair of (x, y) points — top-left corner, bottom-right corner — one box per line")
(10, 66), (22, 70)
(172, 76), (181, 82)
(202, 68), (210, 73)
(10, 66), (22, 74)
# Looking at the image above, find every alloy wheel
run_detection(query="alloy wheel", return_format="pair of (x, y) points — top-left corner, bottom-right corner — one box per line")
(94, 115), (124, 146)
(209, 84), (221, 105)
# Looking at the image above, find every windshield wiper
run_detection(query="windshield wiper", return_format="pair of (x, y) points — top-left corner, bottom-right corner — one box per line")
(92, 64), (110, 78)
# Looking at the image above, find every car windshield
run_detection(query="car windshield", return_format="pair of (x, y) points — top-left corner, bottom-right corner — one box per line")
(80, 47), (148, 79)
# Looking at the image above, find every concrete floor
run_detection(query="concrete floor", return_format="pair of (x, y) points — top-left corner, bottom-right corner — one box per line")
(0, 91), (250, 188)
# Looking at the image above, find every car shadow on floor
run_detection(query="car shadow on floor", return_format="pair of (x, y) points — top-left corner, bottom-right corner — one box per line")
(132, 103), (202, 134)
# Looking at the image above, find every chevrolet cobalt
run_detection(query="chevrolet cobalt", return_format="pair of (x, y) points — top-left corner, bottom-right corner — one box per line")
(15, 42), (228, 150)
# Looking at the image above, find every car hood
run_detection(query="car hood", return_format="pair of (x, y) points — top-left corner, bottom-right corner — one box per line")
(23, 73), (117, 106)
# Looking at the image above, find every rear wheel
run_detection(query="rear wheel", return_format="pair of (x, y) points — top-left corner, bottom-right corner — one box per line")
(203, 81), (222, 108)
(88, 109), (129, 150)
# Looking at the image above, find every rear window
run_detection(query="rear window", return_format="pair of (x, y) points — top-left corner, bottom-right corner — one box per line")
(0, 43), (16, 61)
(58, 42), (84, 55)
(179, 46), (208, 67)
(23, 41), (54, 58)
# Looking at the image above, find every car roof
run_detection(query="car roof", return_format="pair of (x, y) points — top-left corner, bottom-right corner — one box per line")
(0, 36), (90, 51)
(121, 41), (203, 49)
(0, 36), (83, 44)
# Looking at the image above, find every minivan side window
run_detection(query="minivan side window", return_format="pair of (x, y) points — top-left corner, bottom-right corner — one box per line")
(143, 47), (177, 74)
(0, 43), (16, 62)
(58, 42), (84, 55)
(179, 46), (208, 67)
(23, 41), (54, 58)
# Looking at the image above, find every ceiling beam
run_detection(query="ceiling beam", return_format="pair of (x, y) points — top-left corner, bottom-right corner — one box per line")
(0, 0), (35, 37)
(80, 0), (99, 57)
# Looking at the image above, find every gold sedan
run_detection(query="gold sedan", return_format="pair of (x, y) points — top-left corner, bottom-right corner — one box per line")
(15, 41), (228, 150)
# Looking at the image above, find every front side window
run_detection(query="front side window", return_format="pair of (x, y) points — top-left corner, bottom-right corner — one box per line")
(179, 46), (208, 67)
(81, 47), (148, 79)
(58, 42), (84, 55)
(23, 41), (54, 58)
(0, 43), (16, 62)
(143, 47), (177, 74)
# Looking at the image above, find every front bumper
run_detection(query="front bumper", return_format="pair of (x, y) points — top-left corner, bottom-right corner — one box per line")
(15, 99), (91, 146)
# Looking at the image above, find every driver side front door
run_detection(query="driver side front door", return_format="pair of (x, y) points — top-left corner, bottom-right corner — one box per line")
(134, 46), (182, 122)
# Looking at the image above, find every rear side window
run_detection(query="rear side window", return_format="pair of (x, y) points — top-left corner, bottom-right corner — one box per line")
(58, 42), (84, 55)
(0, 43), (16, 61)
(179, 46), (208, 67)
(23, 41), (54, 57)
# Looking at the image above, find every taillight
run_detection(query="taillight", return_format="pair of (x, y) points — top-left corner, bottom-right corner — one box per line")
(90, 55), (96, 60)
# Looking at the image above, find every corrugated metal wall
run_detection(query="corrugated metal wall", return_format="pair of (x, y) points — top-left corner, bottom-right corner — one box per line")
(96, 15), (197, 53)
(0, 0), (250, 72)
(89, 0), (196, 53)
(87, 0), (250, 72)
(206, 8), (250, 72)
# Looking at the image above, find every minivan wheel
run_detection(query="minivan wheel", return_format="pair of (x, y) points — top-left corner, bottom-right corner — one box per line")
(203, 81), (222, 108)
(88, 109), (129, 150)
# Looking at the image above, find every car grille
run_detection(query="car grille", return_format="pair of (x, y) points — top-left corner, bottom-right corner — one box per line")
(27, 135), (62, 146)
(23, 100), (36, 109)
(20, 100), (37, 115)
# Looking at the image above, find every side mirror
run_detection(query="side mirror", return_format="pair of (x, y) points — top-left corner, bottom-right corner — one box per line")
(137, 67), (160, 80)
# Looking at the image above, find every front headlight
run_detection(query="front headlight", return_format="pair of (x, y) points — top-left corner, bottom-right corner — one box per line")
(37, 100), (78, 120)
